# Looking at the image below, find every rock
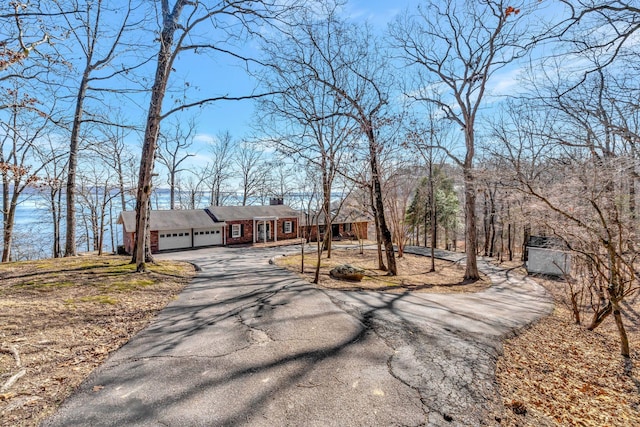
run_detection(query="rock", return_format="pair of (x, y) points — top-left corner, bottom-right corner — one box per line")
(329, 264), (365, 282)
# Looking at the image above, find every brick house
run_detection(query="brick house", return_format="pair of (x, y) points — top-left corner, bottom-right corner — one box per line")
(206, 205), (300, 245)
(301, 206), (371, 242)
(118, 204), (301, 254)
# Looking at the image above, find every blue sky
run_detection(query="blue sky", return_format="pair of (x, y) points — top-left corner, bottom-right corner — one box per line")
(112, 0), (571, 173)
(170, 0), (419, 156)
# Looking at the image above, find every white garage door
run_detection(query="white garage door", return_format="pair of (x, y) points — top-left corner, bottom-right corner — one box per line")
(193, 227), (223, 247)
(158, 229), (192, 251)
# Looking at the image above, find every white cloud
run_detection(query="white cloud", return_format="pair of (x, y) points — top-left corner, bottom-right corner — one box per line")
(193, 133), (216, 145)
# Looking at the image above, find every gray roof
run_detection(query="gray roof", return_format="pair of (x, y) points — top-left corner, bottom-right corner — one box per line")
(206, 205), (299, 221)
(118, 209), (218, 233)
(301, 207), (372, 227)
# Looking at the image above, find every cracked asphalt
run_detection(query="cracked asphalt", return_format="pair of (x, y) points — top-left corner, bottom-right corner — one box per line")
(42, 245), (553, 427)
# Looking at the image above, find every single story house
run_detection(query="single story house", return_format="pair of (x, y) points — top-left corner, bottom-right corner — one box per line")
(301, 206), (371, 242)
(206, 204), (299, 245)
(117, 204), (300, 254)
(118, 209), (226, 253)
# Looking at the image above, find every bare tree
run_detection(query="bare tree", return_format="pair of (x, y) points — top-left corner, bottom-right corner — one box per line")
(385, 164), (418, 258)
(406, 114), (457, 270)
(156, 116), (196, 209)
(177, 170), (208, 209)
(59, 0), (151, 257)
(206, 130), (236, 207)
(35, 136), (69, 258)
(264, 4), (399, 274)
(0, 85), (58, 262)
(258, 4), (358, 266)
(391, 0), (539, 279)
(555, 1), (640, 84)
(95, 121), (138, 212)
(0, 1), (67, 80)
(266, 159), (296, 202)
(77, 160), (120, 255)
(132, 0), (302, 271)
(236, 141), (268, 206)
(493, 78), (639, 357)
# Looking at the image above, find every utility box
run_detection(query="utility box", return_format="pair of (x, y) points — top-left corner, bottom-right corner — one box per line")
(525, 236), (571, 277)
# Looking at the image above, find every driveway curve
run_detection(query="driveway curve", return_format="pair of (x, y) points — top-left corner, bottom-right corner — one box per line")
(43, 245), (552, 427)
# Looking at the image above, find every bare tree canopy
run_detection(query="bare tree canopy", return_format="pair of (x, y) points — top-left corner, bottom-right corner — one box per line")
(131, 0), (304, 271)
(390, 0), (541, 279)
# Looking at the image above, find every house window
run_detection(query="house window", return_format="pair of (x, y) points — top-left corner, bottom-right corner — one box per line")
(160, 234), (165, 238)
(179, 233), (184, 237)
(284, 221), (292, 234)
(172, 233), (177, 237)
(232, 224), (242, 238)
(216, 230), (220, 234)
(319, 225), (325, 235)
(344, 223), (352, 232)
(205, 231), (210, 235)
(185, 232), (189, 236)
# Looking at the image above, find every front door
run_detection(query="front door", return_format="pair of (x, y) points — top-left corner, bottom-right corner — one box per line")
(332, 224), (340, 239)
(257, 222), (271, 241)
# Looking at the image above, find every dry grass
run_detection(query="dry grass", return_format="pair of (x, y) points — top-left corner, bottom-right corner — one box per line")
(0, 256), (195, 427)
(276, 248), (490, 293)
(495, 276), (640, 426)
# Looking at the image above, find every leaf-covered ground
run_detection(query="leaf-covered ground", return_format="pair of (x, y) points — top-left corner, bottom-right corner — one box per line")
(495, 275), (640, 426)
(0, 256), (195, 427)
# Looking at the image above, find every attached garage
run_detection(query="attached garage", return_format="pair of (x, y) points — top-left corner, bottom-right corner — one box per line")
(193, 227), (224, 247)
(118, 209), (224, 254)
(158, 229), (192, 251)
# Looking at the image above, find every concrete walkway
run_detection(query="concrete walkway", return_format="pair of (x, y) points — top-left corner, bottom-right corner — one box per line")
(43, 245), (552, 427)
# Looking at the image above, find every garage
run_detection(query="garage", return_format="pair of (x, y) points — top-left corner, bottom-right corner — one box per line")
(194, 226), (224, 247)
(158, 229), (193, 251)
(118, 209), (224, 254)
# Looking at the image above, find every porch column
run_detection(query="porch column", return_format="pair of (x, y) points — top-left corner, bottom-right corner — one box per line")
(253, 218), (256, 243)
(274, 217), (278, 243)
(263, 220), (267, 243)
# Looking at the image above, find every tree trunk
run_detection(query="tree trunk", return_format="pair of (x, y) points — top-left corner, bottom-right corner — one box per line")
(2, 183), (23, 262)
(429, 160), (436, 271)
(463, 167), (480, 280)
(2, 205), (15, 263)
(313, 220), (323, 284)
(482, 190), (489, 256)
(369, 184), (386, 270)
(65, 71), (91, 257)
(522, 224), (531, 262)
(367, 127), (396, 275)
(133, 5), (182, 271)
(507, 222), (513, 261)
(170, 170), (176, 209)
(301, 237), (305, 273)
(612, 299), (630, 357)
(2, 175), (11, 262)
(587, 302), (612, 331)
(423, 212), (428, 248)
(51, 190), (61, 258)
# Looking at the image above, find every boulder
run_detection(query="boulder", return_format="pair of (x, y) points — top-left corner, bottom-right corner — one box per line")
(329, 264), (365, 282)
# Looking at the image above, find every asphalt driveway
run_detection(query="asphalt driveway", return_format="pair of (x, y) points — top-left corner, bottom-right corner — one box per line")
(43, 245), (552, 426)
